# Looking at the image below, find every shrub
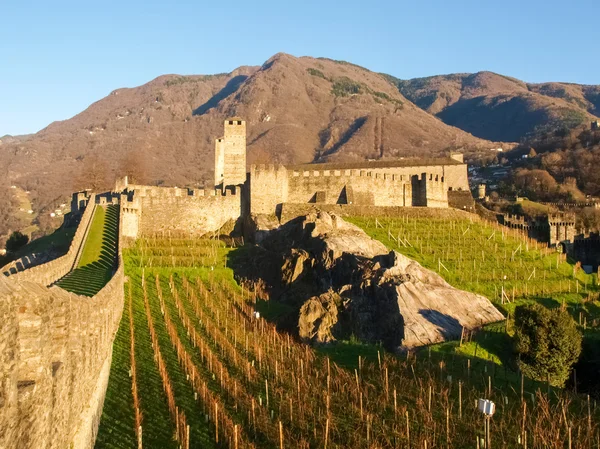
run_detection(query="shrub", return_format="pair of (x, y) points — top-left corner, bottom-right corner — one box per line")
(331, 77), (363, 97)
(6, 231), (29, 253)
(307, 68), (327, 80)
(514, 303), (582, 387)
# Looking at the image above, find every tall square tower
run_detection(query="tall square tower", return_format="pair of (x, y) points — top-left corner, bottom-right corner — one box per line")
(216, 118), (246, 187)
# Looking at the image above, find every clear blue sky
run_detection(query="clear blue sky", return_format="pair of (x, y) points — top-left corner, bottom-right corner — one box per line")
(1, 0), (598, 136)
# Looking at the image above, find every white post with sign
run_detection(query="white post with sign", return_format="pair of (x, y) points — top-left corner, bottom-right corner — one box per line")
(478, 399), (495, 448)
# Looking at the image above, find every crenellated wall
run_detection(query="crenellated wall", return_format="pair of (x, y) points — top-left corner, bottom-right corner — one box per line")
(249, 164), (450, 216)
(0, 196), (124, 449)
(287, 168), (413, 207)
(129, 185), (242, 236)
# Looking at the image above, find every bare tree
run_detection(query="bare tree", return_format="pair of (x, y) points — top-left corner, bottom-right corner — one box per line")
(74, 153), (109, 192)
(119, 150), (148, 185)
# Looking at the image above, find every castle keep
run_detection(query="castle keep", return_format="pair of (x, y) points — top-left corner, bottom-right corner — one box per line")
(117, 118), (470, 238)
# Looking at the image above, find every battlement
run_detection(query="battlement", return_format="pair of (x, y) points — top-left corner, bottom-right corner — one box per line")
(225, 117), (245, 127)
(548, 213), (576, 225)
(129, 185), (241, 199)
(250, 164), (289, 180)
(289, 167), (410, 182)
(418, 173), (445, 184)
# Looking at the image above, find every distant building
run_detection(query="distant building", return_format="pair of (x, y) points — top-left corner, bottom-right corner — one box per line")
(592, 120), (599, 131)
(478, 184), (486, 199)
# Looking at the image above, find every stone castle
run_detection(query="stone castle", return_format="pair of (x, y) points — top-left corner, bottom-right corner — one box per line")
(113, 117), (471, 239)
(0, 118), (471, 449)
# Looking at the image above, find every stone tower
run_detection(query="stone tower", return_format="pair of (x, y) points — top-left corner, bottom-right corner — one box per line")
(478, 184), (486, 199)
(548, 214), (576, 246)
(215, 118), (246, 188)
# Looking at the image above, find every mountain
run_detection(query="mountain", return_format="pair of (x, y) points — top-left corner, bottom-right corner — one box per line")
(0, 53), (504, 241)
(394, 71), (600, 143)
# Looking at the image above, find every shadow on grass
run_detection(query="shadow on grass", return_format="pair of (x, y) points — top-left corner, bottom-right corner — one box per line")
(57, 205), (119, 297)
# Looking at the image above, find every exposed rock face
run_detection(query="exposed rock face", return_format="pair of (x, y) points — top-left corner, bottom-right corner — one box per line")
(298, 290), (340, 343)
(372, 251), (504, 348)
(240, 212), (504, 350)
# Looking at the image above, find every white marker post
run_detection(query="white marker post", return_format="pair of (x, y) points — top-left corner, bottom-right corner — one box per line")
(478, 399), (495, 449)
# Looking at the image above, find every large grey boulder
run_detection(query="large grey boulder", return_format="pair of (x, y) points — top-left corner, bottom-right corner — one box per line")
(238, 211), (504, 350)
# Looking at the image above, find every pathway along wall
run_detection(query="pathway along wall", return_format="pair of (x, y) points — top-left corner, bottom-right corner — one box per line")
(0, 195), (124, 449)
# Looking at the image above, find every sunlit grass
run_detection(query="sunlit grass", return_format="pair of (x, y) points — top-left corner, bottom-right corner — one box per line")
(57, 205), (118, 296)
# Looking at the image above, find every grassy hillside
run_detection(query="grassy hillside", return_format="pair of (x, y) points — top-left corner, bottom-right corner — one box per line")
(347, 215), (600, 367)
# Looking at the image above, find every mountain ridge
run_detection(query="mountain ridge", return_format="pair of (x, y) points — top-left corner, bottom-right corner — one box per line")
(395, 71), (599, 142)
(0, 53), (537, 242)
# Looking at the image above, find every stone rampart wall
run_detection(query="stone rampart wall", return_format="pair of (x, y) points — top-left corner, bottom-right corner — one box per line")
(0, 230), (124, 449)
(448, 190), (475, 211)
(320, 163), (468, 191)
(250, 164), (429, 216)
(134, 185), (241, 236)
(250, 165), (289, 215)
(0, 194), (125, 449)
(287, 169), (412, 207)
(420, 174), (448, 208)
(3, 194), (97, 283)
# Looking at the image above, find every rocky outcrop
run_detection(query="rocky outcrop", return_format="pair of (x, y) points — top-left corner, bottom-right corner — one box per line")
(241, 212), (504, 350)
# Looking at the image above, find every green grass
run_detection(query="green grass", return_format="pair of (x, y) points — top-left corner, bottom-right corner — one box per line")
(517, 199), (558, 217)
(347, 215), (600, 373)
(96, 239), (233, 449)
(347, 216), (599, 317)
(57, 205), (118, 296)
(317, 336), (381, 370)
(95, 287), (136, 449)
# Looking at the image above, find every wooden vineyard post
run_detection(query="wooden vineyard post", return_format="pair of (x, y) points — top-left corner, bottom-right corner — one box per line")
(588, 395), (592, 435)
(428, 385), (432, 412)
(446, 406), (450, 447)
(215, 402), (219, 444)
(360, 392), (364, 420)
(279, 420), (283, 449)
(406, 410), (410, 446)
(520, 373), (524, 402)
(266, 379), (269, 408)
(234, 424), (238, 449)
(252, 398), (256, 437)
(385, 367), (389, 402)
(325, 418), (329, 449)
(459, 381), (462, 419)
